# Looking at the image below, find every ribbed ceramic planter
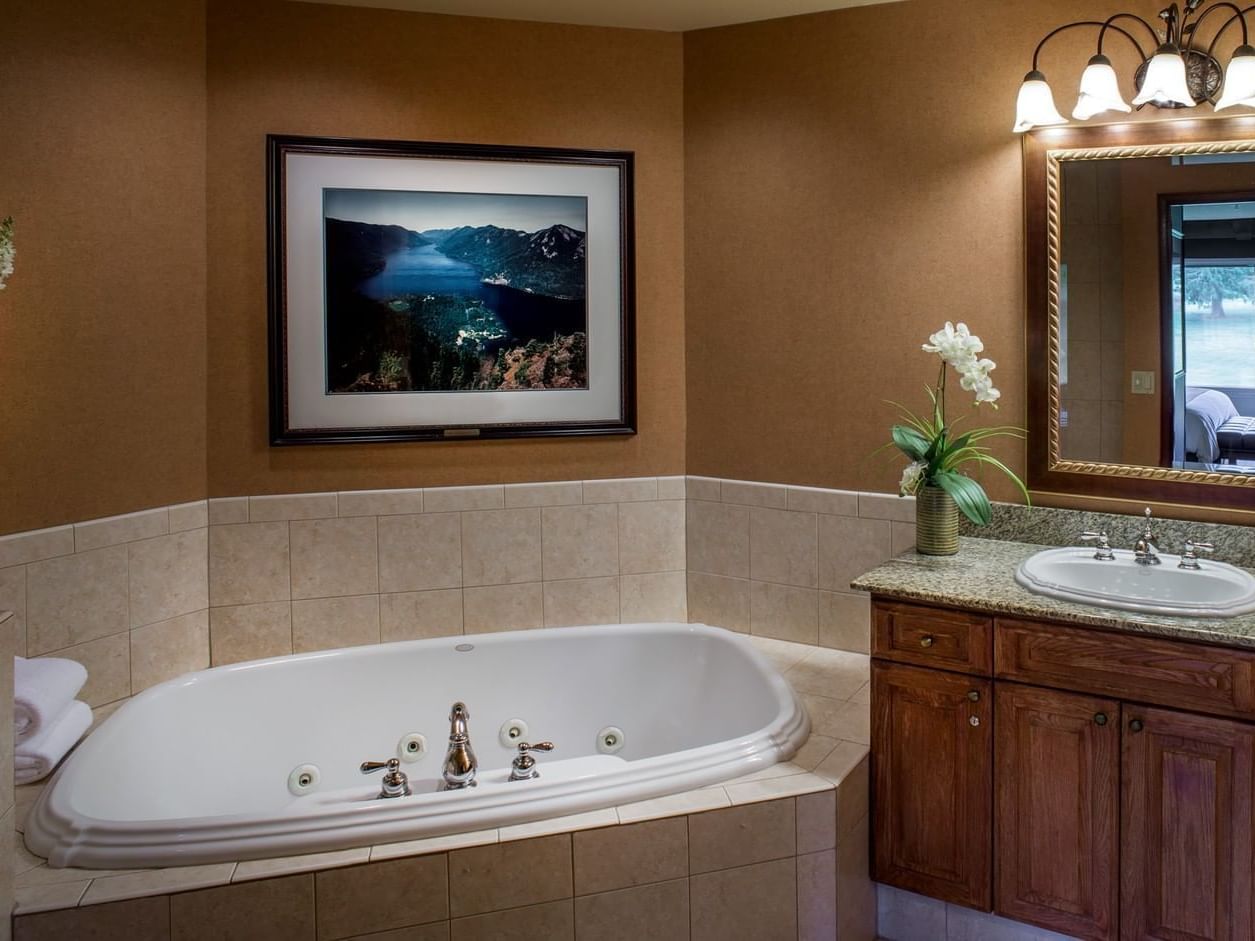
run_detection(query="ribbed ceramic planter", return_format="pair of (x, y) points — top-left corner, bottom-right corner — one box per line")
(916, 484), (959, 556)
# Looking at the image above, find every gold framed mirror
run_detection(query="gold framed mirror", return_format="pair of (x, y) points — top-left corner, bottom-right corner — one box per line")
(1026, 117), (1255, 509)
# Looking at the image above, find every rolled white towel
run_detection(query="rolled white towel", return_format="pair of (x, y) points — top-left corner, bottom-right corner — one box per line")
(14, 656), (87, 744)
(15, 700), (92, 785)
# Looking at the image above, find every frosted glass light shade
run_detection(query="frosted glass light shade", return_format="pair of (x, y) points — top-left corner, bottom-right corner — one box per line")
(1014, 70), (1068, 132)
(1132, 44), (1196, 106)
(1073, 54), (1132, 119)
(1215, 45), (1255, 110)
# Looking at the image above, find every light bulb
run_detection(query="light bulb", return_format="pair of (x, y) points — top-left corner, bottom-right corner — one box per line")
(1014, 70), (1068, 133)
(1073, 54), (1132, 120)
(1132, 43), (1196, 107)
(1215, 44), (1255, 110)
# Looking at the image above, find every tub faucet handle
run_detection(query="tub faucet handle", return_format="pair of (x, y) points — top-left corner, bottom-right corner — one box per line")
(509, 741), (555, 782)
(360, 757), (412, 799)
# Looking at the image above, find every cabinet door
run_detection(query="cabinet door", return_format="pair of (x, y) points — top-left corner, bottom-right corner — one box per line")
(1122, 707), (1255, 941)
(872, 660), (992, 909)
(995, 683), (1120, 941)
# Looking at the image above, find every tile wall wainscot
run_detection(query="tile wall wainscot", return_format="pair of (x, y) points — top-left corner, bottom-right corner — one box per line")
(0, 479), (689, 707)
(0, 502), (211, 712)
(203, 477), (688, 664)
(685, 477), (915, 654)
(0, 474), (892, 709)
(11, 637), (876, 940)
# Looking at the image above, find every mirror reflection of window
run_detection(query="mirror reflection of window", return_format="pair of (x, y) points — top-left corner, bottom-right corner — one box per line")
(1173, 197), (1255, 473)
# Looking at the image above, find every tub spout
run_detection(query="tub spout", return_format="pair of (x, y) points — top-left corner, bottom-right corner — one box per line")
(442, 701), (477, 790)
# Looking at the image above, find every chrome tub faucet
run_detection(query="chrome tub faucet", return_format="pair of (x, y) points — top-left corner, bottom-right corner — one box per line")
(442, 702), (477, 790)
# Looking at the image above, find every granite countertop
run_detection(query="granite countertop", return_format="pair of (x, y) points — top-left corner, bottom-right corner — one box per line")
(851, 536), (1255, 650)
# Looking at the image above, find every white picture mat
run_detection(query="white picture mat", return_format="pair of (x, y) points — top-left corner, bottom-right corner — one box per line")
(284, 152), (624, 431)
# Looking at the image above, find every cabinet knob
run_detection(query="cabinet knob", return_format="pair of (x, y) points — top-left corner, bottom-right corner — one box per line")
(1094, 712), (1108, 726)
(969, 716), (980, 727)
(1129, 719), (1144, 733)
(919, 635), (935, 648)
(967, 690), (981, 703)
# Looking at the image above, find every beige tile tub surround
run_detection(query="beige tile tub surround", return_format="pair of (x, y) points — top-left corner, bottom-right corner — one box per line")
(0, 503), (212, 717)
(12, 636), (874, 941)
(686, 477), (910, 652)
(206, 478), (688, 664)
(0, 474), (891, 712)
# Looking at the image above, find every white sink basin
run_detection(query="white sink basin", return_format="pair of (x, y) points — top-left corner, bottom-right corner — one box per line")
(1015, 547), (1255, 618)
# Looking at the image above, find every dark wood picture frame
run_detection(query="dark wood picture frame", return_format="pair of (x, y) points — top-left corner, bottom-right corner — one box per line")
(1023, 119), (1255, 509)
(267, 134), (636, 445)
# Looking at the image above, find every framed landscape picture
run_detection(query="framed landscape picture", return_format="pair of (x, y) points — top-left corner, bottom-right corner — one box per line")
(266, 135), (635, 444)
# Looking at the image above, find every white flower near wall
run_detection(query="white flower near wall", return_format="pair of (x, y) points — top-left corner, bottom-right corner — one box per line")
(881, 321), (1025, 527)
(0, 217), (14, 291)
(921, 321), (984, 368)
(899, 460), (927, 496)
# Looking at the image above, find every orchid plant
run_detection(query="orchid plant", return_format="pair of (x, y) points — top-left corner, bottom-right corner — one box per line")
(0, 217), (14, 291)
(887, 322), (1028, 526)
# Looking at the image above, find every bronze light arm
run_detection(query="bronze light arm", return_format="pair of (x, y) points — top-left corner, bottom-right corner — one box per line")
(1032, 20), (1150, 72)
(1202, 3), (1255, 59)
(1098, 12), (1163, 55)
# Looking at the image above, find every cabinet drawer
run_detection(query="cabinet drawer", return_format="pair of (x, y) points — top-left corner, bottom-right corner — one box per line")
(995, 618), (1255, 720)
(872, 600), (993, 675)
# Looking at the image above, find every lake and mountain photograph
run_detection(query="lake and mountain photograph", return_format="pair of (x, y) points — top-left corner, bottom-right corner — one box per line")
(322, 188), (589, 394)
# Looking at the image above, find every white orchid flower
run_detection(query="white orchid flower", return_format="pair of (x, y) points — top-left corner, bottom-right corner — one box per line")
(922, 321), (984, 367)
(899, 461), (927, 496)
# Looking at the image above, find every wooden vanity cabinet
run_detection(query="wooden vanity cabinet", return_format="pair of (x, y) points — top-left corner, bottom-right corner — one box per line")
(994, 684), (1119, 941)
(871, 661), (992, 909)
(1121, 707), (1255, 941)
(870, 598), (1255, 941)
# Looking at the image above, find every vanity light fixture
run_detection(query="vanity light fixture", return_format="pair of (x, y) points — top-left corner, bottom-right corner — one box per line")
(1015, 0), (1255, 132)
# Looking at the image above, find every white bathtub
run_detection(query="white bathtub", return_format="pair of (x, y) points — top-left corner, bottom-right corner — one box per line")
(26, 622), (809, 868)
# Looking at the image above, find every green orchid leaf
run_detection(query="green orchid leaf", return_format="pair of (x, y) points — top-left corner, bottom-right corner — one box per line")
(933, 471), (992, 525)
(967, 453), (1032, 505)
(891, 425), (930, 460)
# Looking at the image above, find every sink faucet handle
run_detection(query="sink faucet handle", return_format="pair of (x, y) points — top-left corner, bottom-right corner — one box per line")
(1180, 538), (1216, 570)
(1079, 531), (1114, 560)
(360, 757), (412, 799)
(518, 741), (555, 754)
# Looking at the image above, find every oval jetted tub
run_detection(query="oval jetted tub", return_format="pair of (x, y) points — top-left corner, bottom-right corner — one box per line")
(26, 622), (809, 869)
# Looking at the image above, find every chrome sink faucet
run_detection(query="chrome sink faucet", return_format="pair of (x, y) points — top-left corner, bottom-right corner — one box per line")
(442, 702), (477, 790)
(1133, 508), (1161, 566)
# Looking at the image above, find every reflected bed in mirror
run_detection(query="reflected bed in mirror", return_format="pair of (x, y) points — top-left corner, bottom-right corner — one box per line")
(1025, 118), (1255, 508)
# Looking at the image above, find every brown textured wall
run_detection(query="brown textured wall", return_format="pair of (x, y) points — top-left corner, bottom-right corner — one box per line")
(682, 0), (1169, 502)
(206, 0), (685, 497)
(0, 1), (207, 535)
